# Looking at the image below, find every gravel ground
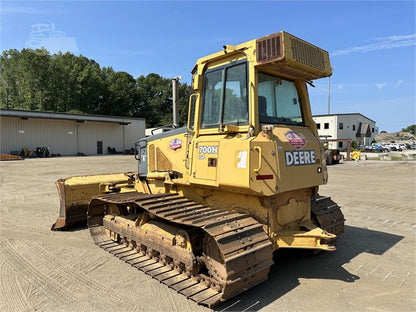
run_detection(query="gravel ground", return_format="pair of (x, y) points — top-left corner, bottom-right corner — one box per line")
(0, 156), (415, 312)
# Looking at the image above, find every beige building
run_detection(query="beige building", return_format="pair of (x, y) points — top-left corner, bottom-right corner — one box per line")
(312, 113), (377, 150)
(0, 108), (145, 156)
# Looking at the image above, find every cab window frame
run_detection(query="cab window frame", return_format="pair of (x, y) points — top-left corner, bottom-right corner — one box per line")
(257, 72), (305, 126)
(200, 60), (249, 129)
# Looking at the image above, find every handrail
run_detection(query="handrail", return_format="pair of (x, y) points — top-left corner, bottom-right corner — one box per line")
(254, 146), (262, 173)
(187, 93), (198, 134)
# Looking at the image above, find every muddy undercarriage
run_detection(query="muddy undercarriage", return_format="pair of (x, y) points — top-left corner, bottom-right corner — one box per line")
(87, 192), (274, 307)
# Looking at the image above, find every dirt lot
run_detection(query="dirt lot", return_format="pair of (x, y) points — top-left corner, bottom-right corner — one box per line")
(0, 156), (415, 312)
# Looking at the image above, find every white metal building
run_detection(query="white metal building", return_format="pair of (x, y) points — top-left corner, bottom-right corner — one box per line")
(312, 113), (377, 150)
(0, 108), (145, 156)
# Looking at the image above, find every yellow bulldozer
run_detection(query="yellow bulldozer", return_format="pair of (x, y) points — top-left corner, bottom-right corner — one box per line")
(52, 31), (344, 307)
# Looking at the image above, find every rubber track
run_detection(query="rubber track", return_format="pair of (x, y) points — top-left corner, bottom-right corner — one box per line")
(88, 192), (274, 307)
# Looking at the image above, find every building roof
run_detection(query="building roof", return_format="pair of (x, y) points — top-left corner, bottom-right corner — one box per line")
(0, 108), (144, 125)
(312, 113), (376, 124)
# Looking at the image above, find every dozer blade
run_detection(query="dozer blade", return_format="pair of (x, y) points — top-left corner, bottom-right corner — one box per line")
(51, 173), (135, 230)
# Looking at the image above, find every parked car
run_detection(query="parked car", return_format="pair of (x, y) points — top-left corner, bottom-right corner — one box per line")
(383, 143), (402, 151)
(399, 143), (407, 150)
(391, 143), (403, 151)
(358, 145), (372, 152)
(371, 144), (387, 153)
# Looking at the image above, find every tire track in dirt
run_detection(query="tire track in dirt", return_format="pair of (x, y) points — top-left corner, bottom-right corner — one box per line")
(342, 199), (415, 231)
(69, 250), (113, 275)
(348, 200), (414, 213)
(4, 229), (197, 311)
(0, 260), (34, 312)
(0, 239), (145, 310)
(0, 239), (82, 311)
(15, 239), (140, 309)
(350, 259), (416, 289)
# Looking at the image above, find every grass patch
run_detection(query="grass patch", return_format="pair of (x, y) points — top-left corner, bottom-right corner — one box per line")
(390, 155), (404, 161)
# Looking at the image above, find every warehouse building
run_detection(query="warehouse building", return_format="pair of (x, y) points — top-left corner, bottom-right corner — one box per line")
(313, 113), (377, 150)
(0, 108), (145, 156)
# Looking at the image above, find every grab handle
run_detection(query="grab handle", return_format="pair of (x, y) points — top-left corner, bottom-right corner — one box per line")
(254, 146), (262, 173)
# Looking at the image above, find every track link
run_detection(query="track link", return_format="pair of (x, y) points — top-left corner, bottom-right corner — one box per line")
(311, 195), (345, 236)
(88, 192), (274, 307)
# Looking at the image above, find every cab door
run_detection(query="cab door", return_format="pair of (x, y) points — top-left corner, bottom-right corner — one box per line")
(192, 140), (219, 181)
(189, 60), (249, 187)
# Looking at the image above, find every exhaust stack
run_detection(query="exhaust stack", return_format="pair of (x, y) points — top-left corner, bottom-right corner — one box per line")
(172, 76), (181, 128)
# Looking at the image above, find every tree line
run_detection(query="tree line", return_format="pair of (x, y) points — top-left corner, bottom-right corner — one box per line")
(0, 48), (193, 127)
(402, 125), (415, 135)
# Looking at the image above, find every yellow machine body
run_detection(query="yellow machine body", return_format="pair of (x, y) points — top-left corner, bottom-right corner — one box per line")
(134, 31), (341, 250)
(52, 31), (344, 306)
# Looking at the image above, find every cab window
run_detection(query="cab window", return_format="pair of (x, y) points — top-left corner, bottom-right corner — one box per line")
(201, 62), (248, 128)
(258, 72), (304, 125)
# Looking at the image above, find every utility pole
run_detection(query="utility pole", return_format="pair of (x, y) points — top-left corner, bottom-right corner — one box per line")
(327, 66), (334, 115)
(327, 75), (331, 115)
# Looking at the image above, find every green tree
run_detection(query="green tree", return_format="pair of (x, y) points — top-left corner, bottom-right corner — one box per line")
(135, 73), (172, 127)
(0, 48), (193, 125)
(76, 57), (105, 114)
(0, 48), (51, 110)
(47, 52), (80, 112)
(134, 74), (194, 127)
(102, 69), (137, 116)
(402, 125), (416, 135)
(178, 83), (194, 125)
(47, 53), (106, 114)
(0, 49), (20, 108)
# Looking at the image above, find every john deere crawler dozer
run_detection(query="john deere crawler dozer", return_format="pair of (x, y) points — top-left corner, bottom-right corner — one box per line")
(52, 31), (344, 307)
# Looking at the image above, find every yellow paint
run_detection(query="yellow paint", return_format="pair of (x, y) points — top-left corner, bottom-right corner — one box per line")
(57, 31), (338, 251)
(64, 172), (133, 186)
(351, 151), (361, 160)
(62, 173), (134, 205)
(139, 31), (335, 250)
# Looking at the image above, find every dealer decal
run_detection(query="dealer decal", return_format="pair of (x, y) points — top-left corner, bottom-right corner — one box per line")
(285, 150), (316, 166)
(285, 131), (306, 150)
(169, 138), (182, 150)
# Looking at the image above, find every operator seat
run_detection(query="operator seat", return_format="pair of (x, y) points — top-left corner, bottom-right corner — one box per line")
(258, 96), (268, 121)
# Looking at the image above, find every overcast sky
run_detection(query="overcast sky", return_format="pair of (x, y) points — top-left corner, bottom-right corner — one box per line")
(1, 0), (415, 132)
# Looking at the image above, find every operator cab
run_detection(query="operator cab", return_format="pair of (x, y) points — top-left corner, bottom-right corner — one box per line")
(193, 62), (306, 134)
